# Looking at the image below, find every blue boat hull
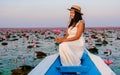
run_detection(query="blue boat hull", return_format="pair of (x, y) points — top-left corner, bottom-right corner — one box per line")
(45, 51), (101, 75)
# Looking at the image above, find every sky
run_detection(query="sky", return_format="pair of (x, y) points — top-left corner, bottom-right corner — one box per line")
(0, 0), (120, 28)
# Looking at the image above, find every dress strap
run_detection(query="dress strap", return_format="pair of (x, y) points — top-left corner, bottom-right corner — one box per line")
(76, 20), (85, 26)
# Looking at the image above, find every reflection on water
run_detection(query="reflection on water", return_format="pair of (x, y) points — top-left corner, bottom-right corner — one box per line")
(0, 27), (120, 75)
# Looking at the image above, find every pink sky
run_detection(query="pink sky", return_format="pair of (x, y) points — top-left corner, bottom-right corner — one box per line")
(0, 0), (120, 28)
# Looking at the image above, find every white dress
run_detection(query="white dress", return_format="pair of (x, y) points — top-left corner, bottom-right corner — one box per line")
(59, 21), (85, 66)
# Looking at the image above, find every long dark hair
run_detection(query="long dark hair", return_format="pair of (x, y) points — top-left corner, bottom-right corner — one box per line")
(68, 11), (83, 28)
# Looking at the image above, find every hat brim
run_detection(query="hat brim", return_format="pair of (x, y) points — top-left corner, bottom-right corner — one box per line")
(67, 8), (83, 15)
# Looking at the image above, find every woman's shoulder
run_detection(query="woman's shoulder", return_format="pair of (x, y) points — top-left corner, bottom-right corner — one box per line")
(79, 20), (85, 24)
(77, 20), (85, 26)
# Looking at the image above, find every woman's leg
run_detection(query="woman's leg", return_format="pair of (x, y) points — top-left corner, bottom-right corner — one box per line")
(59, 42), (81, 66)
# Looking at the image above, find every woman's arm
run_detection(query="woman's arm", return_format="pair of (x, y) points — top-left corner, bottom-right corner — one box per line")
(54, 28), (69, 43)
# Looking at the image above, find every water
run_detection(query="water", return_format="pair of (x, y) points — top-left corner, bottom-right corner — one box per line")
(0, 27), (120, 75)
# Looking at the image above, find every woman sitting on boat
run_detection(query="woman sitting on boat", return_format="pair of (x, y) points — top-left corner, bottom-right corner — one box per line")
(55, 5), (85, 66)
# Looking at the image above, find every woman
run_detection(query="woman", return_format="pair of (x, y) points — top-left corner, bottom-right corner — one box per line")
(55, 5), (85, 66)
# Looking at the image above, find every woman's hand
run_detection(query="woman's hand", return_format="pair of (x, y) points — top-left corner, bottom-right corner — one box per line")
(54, 38), (64, 43)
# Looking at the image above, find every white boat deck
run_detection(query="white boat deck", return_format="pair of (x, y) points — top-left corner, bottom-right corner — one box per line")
(28, 53), (59, 75)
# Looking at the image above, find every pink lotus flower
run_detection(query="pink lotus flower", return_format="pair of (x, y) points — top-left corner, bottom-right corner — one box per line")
(52, 29), (61, 33)
(104, 60), (113, 65)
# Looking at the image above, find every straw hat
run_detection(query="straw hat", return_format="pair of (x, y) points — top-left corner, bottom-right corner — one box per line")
(68, 5), (83, 15)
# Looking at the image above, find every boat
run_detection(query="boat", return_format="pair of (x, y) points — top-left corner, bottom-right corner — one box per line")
(28, 49), (116, 75)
